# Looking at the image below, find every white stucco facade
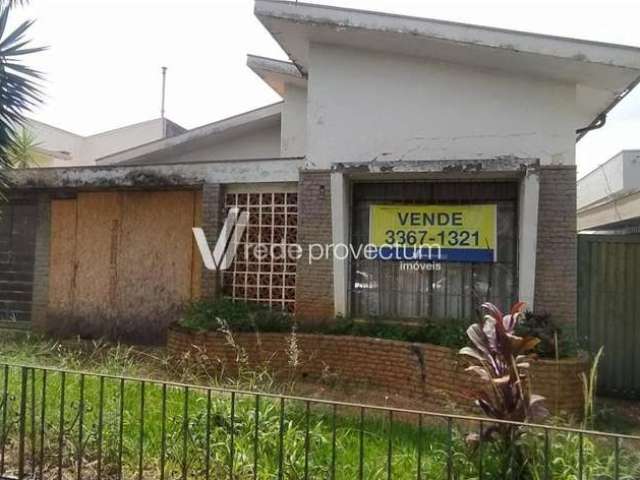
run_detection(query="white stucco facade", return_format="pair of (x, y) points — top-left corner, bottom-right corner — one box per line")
(281, 85), (307, 158)
(25, 118), (184, 167)
(577, 150), (640, 230)
(306, 44), (578, 169)
(20, 1), (640, 322)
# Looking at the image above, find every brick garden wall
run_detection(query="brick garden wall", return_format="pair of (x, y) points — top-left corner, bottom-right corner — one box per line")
(168, 327), (588, 417)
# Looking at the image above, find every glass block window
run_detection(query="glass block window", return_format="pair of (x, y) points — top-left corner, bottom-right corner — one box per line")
(223, 192), (298, 313)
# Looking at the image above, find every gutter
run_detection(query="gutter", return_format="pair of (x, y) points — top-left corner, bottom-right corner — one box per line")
(576, 74), (640, 142)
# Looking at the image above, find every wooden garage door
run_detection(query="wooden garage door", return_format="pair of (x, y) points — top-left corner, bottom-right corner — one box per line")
(48, 190), (201, 343)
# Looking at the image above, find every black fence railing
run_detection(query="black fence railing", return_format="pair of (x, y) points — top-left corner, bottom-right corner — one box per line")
(0, 363), (638, 479)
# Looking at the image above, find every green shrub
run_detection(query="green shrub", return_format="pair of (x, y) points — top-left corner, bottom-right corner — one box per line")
(180, 298), (292, 333)
(180, 299), (470, 349)
(314, 316), (469, 349)
(515, 311), (580, 359)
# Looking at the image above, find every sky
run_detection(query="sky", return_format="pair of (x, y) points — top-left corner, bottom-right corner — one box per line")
(10, 0), (640, 177)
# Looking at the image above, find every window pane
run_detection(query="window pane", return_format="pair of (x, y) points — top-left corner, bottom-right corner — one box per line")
(350, 182), (518, 320)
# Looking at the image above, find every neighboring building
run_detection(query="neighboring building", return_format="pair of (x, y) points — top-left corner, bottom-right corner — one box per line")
(4, 1), (640, 342)
(578, 150), (640, 232)
(23, 118), (185, 167)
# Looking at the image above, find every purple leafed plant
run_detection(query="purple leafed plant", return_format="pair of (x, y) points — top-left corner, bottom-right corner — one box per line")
(460, 301), (548, 476)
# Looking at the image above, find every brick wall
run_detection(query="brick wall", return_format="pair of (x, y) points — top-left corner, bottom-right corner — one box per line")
(535, 166), (577, 326)
(295, 171), (334, 320)
(168, 328), (587, 416)
(31, 193), (51, 332)
(201, 183), (224, 299)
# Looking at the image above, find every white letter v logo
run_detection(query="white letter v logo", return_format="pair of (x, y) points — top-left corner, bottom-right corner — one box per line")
(193, 207), (249, 271)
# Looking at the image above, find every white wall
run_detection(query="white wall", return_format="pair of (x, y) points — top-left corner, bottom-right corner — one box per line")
(142, 123), (282, 164)
(306, 44), (578, 169)
(82, 119), (166, 161)
(25, 118), (173, 167)
(281, 85), (307, 157)
(26, 120), (85, 167)
(577, 150), (640, 210)
(577, 152), (625, 209)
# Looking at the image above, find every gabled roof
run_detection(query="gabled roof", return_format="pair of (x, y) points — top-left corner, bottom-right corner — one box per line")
(97, 102), (282, 165)
(247, 54), (307, 96)
(255, 0), (640, 139)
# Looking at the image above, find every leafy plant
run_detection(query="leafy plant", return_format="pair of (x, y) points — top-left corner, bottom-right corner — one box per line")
(515, 311), (579, 359)
(581, 346), (604, 429)
(180, 298), (292, 333)
(0, 1), (46, 195)
(319, 316), (470, 348)
(180, 299), (471, 349)
(460, 301), (548, 478)
(5, 127), (46, 168)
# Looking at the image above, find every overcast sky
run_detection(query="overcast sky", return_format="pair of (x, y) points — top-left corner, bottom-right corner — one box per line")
(11, 0), (640, 176)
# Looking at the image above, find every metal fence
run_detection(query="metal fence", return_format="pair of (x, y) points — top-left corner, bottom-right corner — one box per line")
(578, 233), (640, 399)
(0, 363), (639, 480)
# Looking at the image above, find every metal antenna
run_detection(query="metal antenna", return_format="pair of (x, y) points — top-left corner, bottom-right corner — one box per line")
(160, 66), (167, 119)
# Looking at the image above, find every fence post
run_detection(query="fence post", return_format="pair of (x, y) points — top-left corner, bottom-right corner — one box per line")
(17, 367), (28, 480)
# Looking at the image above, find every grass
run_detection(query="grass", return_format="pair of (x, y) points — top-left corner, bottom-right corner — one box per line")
(0, 333), (638, 479)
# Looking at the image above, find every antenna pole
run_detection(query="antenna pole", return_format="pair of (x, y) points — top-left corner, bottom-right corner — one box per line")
(160, 66), (167, 119)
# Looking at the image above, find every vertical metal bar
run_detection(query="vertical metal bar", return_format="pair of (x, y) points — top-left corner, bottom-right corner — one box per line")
(544, 429), (550, 480)
(57, 371), (66, 480)
(1, 364), (8, 476)
(117, 378), (124, 480)
(182, 386), (189, 480)
(387, 410), (393, 480)
(205, 389), (212, 480)
(331, 404), (337, 480)
(138, 381), (145, 480)
(229, 391), (235, 480)
(303, 401), (310, 480)
(447, 417), (453, 480)
(358, 407), (364, 480)
(97, 376), (104, 480)
(30, 368), (36, 475)
(578, 432), (584, 480)
(278, 397), (285, 480)
(253, 395), (259, 480)
(38, 370), (47, 480)
(416, 414), (423, 480)
(614, 437), (620, 480)
(160, 384), (167, 480)
(77, 374), (85, 480)
(17, 367), (28, 480)
(478, 421), (484, 480)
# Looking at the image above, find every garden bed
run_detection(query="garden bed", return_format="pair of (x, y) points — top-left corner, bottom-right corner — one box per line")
(168, 325), (589, 417)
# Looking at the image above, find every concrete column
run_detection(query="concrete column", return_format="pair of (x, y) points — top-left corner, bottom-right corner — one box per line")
(518, 168), (540, 309)
(331, 172), (350, 317)
(31, 193), (51, 333)
(200, 183), (224, 299)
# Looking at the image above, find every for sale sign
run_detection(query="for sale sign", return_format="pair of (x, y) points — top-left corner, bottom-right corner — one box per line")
(369, 204), (497, 263)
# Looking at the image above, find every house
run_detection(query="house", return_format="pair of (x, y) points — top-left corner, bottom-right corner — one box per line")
(22, 118), (185, 168)
(4, 0), (640, 342)
(577, 150), (640, 232)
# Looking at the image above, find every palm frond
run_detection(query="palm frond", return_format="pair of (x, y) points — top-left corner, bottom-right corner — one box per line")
(0, 2), (45, 195)
(0, 1), (31, 8)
